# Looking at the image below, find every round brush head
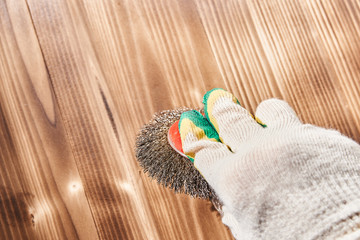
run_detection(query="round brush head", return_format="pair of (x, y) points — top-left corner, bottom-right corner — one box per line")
(135, 108), (218, 201)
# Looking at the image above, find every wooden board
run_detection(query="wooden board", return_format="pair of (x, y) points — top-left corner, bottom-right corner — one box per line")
(0, 0), (359, 239)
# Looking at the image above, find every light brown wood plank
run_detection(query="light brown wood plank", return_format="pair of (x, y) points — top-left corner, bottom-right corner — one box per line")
(25, 0), (234, 239)
(77, 1), (232, 237)
(0, 0), (98, 239)
(1, 0), (360, 239)
(196, 0), (360, 141)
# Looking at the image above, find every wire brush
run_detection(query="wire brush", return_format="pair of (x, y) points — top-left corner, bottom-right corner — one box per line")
(135, 107), (222, 211)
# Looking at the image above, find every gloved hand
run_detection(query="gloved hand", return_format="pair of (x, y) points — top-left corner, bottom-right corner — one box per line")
(179, 88), (360, 240)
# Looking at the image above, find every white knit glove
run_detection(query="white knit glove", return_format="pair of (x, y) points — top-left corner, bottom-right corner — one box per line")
(179, 88), (360, 240)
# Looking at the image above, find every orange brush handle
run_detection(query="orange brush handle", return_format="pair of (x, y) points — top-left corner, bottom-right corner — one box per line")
(167, 120), (187, 158)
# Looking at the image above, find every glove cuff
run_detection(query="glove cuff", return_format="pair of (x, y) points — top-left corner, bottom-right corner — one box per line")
(221, 170), (360, 239)
(306, 199), (360, 239)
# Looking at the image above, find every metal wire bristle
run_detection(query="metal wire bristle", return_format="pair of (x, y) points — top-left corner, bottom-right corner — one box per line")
(135, 107), (220, 204)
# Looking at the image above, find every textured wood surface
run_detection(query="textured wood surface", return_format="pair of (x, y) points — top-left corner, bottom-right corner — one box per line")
(0, 0), (359, 239)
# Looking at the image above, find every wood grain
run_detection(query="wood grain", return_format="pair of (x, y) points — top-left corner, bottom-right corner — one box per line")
(1, 0), (359, 239)
(0, 0), (98, 239)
